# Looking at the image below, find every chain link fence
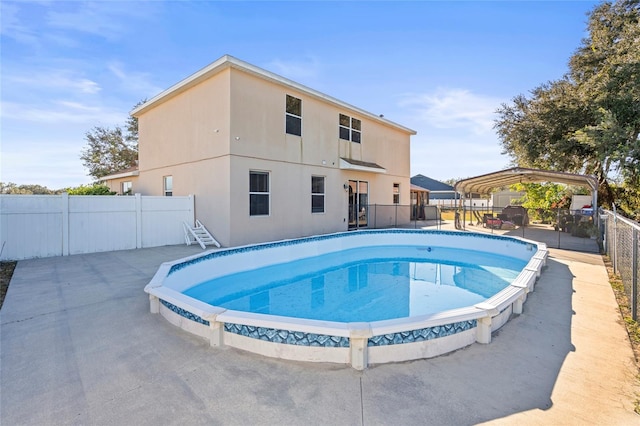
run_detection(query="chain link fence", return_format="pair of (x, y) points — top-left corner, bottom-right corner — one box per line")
(349, 204), (442, 230)
(601, 209), (640, 320)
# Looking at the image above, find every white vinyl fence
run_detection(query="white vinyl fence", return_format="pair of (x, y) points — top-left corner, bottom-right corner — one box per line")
(0, 194), (195, 260)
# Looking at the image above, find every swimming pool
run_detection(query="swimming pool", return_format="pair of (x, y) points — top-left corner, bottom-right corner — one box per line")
(145, 229), (547, 369)
(183, 245), (526, 322)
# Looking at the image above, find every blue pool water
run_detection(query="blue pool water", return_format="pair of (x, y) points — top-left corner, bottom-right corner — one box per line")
(183, 245), (527, 323)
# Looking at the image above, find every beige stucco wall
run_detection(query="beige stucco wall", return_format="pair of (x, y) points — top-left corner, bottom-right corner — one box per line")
(228, 70), (410, 179)
(228, 156), (349, 246)
(103, 176), (138, 195)
(135, 68), (233, 244)
(137, 68), (232, 174)
(135, 158), (231, 245)
(133, 64), (412, 247)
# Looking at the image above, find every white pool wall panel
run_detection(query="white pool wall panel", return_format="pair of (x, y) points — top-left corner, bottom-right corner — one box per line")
(368, 328), (477, 365)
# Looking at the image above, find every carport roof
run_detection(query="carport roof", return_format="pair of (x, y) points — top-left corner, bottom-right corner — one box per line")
(454, 167), (599, 195)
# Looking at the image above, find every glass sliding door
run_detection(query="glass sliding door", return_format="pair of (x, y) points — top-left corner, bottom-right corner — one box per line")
(348, 180), (368, 229)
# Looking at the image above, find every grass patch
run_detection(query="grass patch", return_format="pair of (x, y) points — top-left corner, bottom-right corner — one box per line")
(603, 255), (640, 414)
(0, 261), (17, 310)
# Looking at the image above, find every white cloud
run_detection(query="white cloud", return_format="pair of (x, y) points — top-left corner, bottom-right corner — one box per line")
(1, 138), (92, 188)
(401, 88), (512, 180)
(0, 2), (40, 45)
(46, 1), (158, 40)
(401, 88), (504, 135)
(2, 1), (159, 47)
(5, 70), (101, 94)
(1, 100), (126, 125)
(108, 62), (164, 99)
(266, 56), (322, 82)
(409, 125), (512, 181)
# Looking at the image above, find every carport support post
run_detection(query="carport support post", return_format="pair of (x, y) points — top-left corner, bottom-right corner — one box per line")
(557, 208), (561, 249)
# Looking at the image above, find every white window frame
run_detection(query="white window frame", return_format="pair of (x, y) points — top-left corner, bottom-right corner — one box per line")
(122, 181), (132, 195)
(311, 175), (325, 214)
(339, 113), (361, 143)
(249, 170), (270, 216)
(285, 94), (302, 136)
(393, 183), (400, 204)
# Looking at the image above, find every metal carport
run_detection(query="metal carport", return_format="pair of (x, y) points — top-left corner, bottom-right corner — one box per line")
(453, 167), (600, 249)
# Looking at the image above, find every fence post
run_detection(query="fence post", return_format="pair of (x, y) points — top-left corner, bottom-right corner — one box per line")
(62, 192), (69, 256)
(613, 206), (618, 275)
(135, 193), (142, 249)
(189, 194), (196, 225)
(632, 228), (638, 321)
(394, 204), (398, 228)
(602, 215), (607, 254)
(557, 209), (561, 249)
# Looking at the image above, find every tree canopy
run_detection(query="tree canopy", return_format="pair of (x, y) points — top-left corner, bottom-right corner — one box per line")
(495, 0), (640, 210)
(80, 100), (144, 180)
(80, 126), (137, 180)
(0, 182), (115, 195)
(0, 182), (59, 194)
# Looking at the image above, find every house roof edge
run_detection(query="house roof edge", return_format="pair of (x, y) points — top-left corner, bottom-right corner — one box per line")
(130, 55), (416, 135)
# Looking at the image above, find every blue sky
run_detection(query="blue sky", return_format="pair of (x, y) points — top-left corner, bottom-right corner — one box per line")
(1, 1), (599, 189)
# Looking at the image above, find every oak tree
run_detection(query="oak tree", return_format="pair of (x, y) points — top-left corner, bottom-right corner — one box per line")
(495, 0), (640, 208)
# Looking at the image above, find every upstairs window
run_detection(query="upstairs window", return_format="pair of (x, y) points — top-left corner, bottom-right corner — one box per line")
(163, 176), (173, 197)
(286, 95), (302, 136)
(393, 183), (400, 204)
(339, 114), (361, 143)
(249, 171), (270, 216)
(311, 176), (325, 213)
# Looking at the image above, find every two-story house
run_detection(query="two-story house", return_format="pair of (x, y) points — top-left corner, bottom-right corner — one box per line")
(106, 55), (416, 247)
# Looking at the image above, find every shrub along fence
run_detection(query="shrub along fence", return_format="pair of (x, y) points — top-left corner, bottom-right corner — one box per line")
(0, 194), (195, 261)
(601, 209), (640, 321)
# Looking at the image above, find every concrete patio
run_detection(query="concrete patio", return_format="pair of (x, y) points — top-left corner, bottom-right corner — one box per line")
(1, 227), (638, 425)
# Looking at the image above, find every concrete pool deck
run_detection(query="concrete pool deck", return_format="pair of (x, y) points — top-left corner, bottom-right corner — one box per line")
(1, 232), (639, 424)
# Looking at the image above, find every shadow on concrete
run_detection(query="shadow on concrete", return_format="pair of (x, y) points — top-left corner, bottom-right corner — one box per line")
(457, 222), (600, 253)
(0, 244), (586, 425)
(358, 255), (576, 425)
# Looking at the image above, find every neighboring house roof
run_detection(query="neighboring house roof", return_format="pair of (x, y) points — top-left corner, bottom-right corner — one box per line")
(410, 183), (430, 192)
(410, 175), (454, 192)
(100, 166), (139, 181)
(131, 55), (417, 136)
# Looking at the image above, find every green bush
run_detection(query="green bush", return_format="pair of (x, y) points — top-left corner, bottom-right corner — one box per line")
(65, 184), (115, 195)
